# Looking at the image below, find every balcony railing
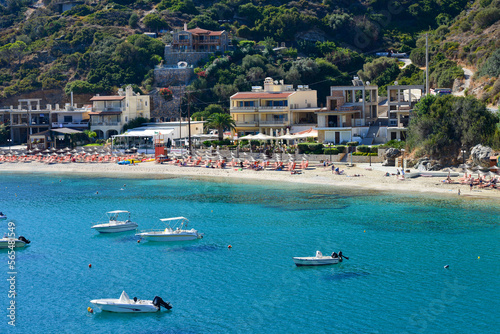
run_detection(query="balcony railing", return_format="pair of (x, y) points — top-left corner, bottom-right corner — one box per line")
(235, 121), (258, 126)
(231, 107), (258, 111)
(258, 106), (287, 111)
(52, 122), (88, 128)
(260, 120), (288, 125)
(90, 122), (120, 126)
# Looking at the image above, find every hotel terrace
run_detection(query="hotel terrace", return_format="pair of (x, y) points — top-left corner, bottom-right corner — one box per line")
(230, 77), (319, 137)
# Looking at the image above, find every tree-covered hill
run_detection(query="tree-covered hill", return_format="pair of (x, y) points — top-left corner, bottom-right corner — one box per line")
(0, 0), (498, 105)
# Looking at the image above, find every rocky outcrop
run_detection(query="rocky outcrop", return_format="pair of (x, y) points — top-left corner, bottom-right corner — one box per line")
(382, 148), (400, 166)
(414, 158), (443, 171)
(470, 144), (493, 168)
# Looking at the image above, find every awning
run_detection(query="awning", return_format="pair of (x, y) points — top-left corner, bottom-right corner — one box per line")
(114, 128), (175, 137)
(51, 128), (83, 134)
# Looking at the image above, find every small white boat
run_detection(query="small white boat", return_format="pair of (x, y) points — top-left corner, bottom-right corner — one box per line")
(293, 250), (346, 267)
(0, 213), (7, 220)
(136, 217), (203, 242)
(90, 291), (172, 313)
(91, 210), (138, 233)
(0, 236), (30, 249)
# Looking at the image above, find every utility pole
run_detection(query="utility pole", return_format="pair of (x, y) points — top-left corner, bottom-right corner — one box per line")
(187, 91), (192, 155)
(425, 33), (429, 96)
(179, 88), (182, 152)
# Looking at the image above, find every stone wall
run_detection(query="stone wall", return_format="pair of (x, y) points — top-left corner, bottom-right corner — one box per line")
(163, 50), (212, 66)
(150, 87), (185, 121)
(154, 67), (194, 87)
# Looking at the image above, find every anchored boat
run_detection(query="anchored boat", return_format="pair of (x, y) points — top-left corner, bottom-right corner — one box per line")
(293, 250), (348, 266)
(136, 217), (204, 242)
(90, 291), (172, 313)
(91, 210), (138, 233)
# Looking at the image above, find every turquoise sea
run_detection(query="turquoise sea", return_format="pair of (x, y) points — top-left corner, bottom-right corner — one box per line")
(0, 173), (499, 333)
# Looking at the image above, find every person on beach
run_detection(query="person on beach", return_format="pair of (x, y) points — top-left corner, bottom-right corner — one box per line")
(331, 164), (335, 174)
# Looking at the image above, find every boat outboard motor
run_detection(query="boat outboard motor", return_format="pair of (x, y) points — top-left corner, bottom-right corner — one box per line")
(18, 236), (30, 244)
(153, 296), (172, 310)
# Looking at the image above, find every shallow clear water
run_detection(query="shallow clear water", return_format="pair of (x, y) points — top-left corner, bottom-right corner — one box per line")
(0, 173), (499, 333)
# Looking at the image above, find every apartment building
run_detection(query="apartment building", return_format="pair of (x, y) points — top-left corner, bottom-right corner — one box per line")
(316, 78), (378, 144)
(89, 86), (150, 139)
(230, 77), (319, 137)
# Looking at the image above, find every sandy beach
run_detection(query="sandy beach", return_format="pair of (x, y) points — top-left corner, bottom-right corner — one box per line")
(1, 159), (499, 199)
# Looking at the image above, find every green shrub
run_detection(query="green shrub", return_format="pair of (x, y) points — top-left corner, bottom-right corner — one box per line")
(335, 145), (346, 153)
(323, 148), (340, 155)
(357, 145), (371, 153)
(308, 143), (324, 154)
(297, 143), (309, 154)
(380, 140), (405, 149)
(346, 141), (359, 146)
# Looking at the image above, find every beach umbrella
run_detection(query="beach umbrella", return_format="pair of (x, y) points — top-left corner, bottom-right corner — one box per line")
(252, 133), (274, 141)
(239, 134), (255, 140)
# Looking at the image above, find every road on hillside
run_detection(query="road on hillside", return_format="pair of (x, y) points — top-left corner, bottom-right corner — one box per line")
(453, 67), (474, 97)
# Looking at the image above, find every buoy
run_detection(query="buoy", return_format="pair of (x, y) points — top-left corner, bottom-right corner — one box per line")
(228, 245), (232, 249)
(478, 256), (480, 259)
(137, 239), (141, 243)
(87, 307), (93, 313)
(88, 264), (92, 268)
(444, 265), (449, 269)
(364, 230), (366, 232)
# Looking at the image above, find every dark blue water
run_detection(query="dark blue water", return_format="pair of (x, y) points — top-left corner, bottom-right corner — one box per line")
(0, 173), (498, 333)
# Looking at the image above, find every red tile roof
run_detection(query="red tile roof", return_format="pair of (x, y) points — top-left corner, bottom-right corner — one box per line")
(90, 96), (125, 101)
(231, 92), (294, 99)
(187, 28), (224, 36)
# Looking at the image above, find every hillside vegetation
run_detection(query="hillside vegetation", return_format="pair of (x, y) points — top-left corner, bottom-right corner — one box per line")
(0, 0), (497, 110)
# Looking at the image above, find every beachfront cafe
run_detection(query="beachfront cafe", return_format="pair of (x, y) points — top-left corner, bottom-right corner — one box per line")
(28, 127), (84, 150)
(112, 126), (175, 154)
(111, 121), (206, 154)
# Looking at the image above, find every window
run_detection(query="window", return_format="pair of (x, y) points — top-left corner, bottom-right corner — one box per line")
(125, 116), (128, 122)
(145, 101), (148, 106)
(64, 116), (73, 123)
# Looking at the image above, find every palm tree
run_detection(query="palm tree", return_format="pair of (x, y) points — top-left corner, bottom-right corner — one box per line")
(206, 113), (236, 141)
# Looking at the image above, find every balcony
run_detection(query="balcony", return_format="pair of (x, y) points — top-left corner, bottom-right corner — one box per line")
(235, 121), (258, 127)
(260, 120), (288, 126)
(258, 106), (287, 112)
(90, 122), (120, 126)
(231, 107), (258, 112)
(52, 122), (88, 128)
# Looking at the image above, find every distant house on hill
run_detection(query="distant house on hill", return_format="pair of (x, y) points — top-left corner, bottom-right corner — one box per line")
(163, 24), (229, 66)
(55, 1), (84, 13)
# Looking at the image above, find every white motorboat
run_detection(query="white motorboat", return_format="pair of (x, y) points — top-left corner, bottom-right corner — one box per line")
(136, 217), (204, 242)
(90, 291), (172, 313)
(0, 212), (6, 220)
(91, 210), (138, 233)
(0, 236), (30, 249)
(293, 250), (347, 266)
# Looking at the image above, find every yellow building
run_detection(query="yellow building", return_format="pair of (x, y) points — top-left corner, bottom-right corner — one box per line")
(230, 77), (318, 137)
(89, 86), (150, 139)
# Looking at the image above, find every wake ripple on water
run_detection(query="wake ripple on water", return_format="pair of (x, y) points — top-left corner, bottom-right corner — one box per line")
(322, 271), (370, 281)
(164, 244), (223, 253)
